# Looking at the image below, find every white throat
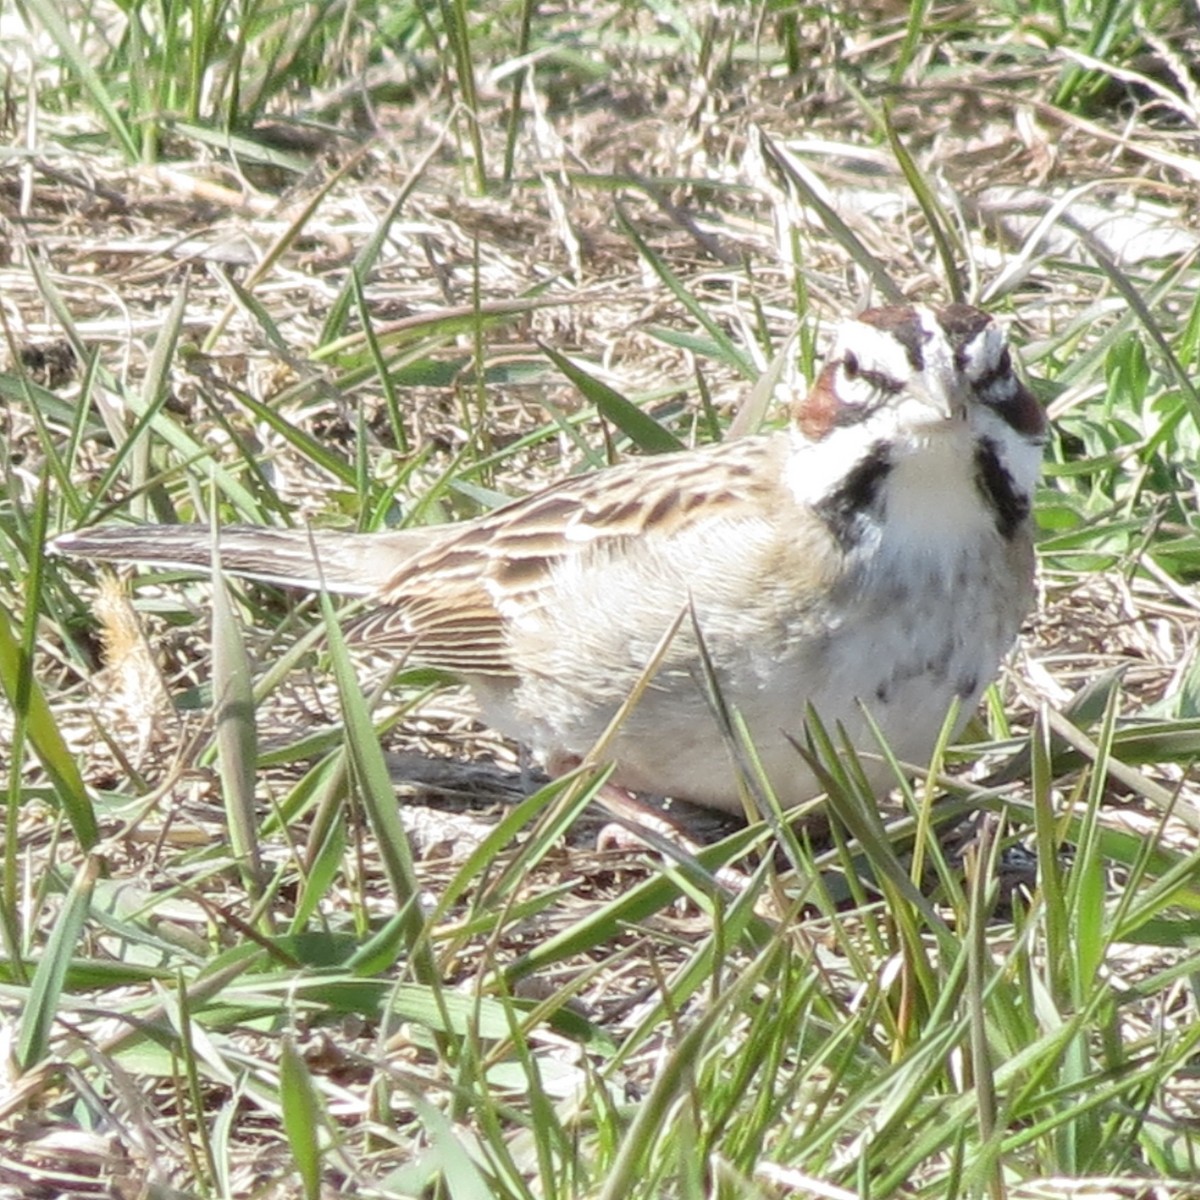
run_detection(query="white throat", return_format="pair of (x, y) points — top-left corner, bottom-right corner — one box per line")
(881, 432), (995, 553)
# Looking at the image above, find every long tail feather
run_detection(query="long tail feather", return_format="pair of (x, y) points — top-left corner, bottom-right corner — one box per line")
(50, 525), (432, 597)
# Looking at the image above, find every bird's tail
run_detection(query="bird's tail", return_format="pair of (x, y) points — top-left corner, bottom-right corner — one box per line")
(50, 524), (431, 596)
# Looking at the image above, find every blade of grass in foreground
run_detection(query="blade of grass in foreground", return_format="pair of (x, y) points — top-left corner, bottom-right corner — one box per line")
(0, 600), (97, 849)
(3, 470), (97, 849)
(884, 103), (964, 304)
(751, 126), (905, 306)
(596, 935), (788, 1200)
(23, 0), (138, 159)
(209, 553), (264, 899)
(615, 204), (758, 380)
(317, 588), (438, 988)
(539, 341), (685, 453)
(280, 1034), (326, 1200)
(17, 855), (100, 1069)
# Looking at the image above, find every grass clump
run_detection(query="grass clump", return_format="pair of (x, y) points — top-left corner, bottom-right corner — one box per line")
(1, 1), (1199, 1196)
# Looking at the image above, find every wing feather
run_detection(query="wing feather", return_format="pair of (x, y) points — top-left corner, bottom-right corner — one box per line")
(345, 434), (791, 676)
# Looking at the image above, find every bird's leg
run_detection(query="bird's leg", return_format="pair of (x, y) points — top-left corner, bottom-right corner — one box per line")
(589, 781), (750, 893)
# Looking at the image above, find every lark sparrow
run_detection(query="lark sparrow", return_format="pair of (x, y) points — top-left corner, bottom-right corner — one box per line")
(52, 304), (1046, 815)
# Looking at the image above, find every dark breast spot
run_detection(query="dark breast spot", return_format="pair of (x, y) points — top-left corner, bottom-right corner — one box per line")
(924, 653), (949, 682)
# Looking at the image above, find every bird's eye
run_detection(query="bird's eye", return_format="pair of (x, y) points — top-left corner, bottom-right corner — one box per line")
(843, 351), (860, 379)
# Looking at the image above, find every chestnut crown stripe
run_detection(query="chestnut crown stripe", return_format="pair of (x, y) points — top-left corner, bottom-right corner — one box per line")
(857, 304), (932, 371)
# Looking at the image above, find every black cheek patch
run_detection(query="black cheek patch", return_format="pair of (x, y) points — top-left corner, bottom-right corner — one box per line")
(974, 438), (1029, 540)
(969, 347), (1014, 398)
(993, 382), (1047, 440)
(815, 443), (893, 549)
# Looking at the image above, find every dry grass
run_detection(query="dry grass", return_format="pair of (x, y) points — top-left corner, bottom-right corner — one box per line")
(3, 2), (1200, 1196)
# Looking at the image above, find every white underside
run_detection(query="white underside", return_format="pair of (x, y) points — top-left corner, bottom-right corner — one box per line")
(476, 431), (1032, 814)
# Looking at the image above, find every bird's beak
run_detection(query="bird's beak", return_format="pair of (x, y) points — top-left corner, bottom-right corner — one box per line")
(907, 374), (970, 426)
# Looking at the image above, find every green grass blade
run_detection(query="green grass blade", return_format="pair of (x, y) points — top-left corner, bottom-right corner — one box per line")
(23, 0), (138, 159)
(317, 592), (438, 987)
(0, 600), (97, 848)
(280, 1034), (325, 1199)
(752, 127), (905, 305)
(17, 856), (99, 1068)
(884, 104), (964, 303)
(539, 341), (685, 453)
(614, 205), (757, 379)
(209, 555), (264, 897)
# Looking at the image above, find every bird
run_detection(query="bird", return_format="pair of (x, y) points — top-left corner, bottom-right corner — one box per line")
(51, 303), (1046, 816)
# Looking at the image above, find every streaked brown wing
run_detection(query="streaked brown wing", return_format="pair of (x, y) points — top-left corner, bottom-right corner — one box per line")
(345, 435), (786, 677)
